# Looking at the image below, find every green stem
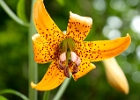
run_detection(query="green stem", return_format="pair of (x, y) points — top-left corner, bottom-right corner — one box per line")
(0, 0), (29, 27)
(53, 77), (71, 100)
(28, 0), (37, 100)
(43, 91), (50, 100)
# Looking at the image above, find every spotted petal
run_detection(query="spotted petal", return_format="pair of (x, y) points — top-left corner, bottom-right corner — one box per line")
(69, 58), (96, 80)
(75, 34), (131, 62)
(34, 0), (65, 43)
(66, 12), (92, 42)
(32, 34), (59, 63)
(31, 60), (66, 91)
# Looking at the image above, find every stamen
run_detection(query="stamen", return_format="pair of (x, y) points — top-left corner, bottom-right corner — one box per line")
(59, 52), (66, 70)
(59, 38), (80, 77)
(64, 67), (70, 78)
(70, 51), (78, 62)
(58, 60), (64, 70)
(75, 57), (81, 66)
(72, 65), (78, 74)
(70, 51), (81, 74)
(70, 51), (81, 65)
(60, 52), (66, 62)
(70, 51), (77, 62)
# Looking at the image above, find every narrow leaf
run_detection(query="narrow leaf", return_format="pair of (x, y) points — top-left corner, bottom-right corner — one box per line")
(0, 0), (28, 27)
(0, 89), (29, 100)
(17, 0), (28, 23)
(0, 95), (8, 100)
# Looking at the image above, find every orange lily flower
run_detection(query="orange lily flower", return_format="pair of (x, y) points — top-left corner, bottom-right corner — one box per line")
(31, 0), (131, 91)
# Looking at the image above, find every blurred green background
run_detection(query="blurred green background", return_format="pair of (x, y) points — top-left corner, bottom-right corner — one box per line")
(0, 0), (140, 100)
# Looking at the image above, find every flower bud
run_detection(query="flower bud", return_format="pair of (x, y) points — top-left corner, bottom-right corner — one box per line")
(103, 57), (129, 94)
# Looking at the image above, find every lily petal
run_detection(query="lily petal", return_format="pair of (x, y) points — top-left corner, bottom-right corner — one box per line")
(31, 60), (66, 91)
(69, 58), (96, 80)
(66, 11), (92, 42)
(34, 0), (65, 42)
(75, 34), (131, 62)
(32, 34), (58, 63)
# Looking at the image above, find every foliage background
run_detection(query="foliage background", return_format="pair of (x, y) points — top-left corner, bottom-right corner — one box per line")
(0, 0), (140, 100)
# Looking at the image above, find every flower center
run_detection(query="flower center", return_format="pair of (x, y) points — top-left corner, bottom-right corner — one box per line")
(59, 38), (81, 78)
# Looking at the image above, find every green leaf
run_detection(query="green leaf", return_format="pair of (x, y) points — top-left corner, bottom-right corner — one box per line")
(0, 96), (8, 100)
(17, 0), (28, 23)
(0, 89), (29, 100)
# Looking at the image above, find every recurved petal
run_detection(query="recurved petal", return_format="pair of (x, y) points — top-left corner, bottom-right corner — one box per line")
(66, 11), (92, 42)
(34, 0), (65, 42)
(75, 34), (131, 62)
(32, 34), (58, 63)
(69, 58), (96, 81)
(31, 60), (66, 91)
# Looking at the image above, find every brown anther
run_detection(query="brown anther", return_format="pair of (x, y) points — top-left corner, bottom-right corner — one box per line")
(64, 67), (70, 78)
(58, 60), (64, 70)
(72, 65), (78, 74)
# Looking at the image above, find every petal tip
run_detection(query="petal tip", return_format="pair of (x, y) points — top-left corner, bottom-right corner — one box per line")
(126, 33), (130, 38)
(31, 82), (37, 88)
(90, 63), (96, 70)
(126, 33), (129, 36)
(126, 33), (131, 44)
(124, 87), (129, 95)
(32, 34), (40, 41)
(69, 11), (72, 15)
(69, 11), (92, 25)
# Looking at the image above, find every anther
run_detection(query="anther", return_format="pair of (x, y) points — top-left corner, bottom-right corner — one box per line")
(75, 57), (81, 66)
(70, 52), (81, 65)
(70, 51), (81, 74)
(70, 51), (78, 62)
(72, 65), (78, 74)
(60, 52), (66, 62)
(59, 52), (66, 70)
(64, 67), (70, 78)
(58, 60), (64, 70)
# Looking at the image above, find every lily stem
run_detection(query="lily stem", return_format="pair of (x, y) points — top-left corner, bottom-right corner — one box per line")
(28, 0), (37, 100)
(43, 91), (50, 100)
(53, 77), (71, 100)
